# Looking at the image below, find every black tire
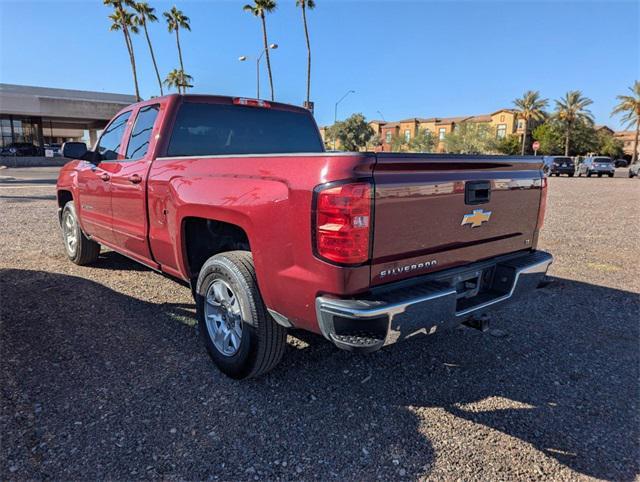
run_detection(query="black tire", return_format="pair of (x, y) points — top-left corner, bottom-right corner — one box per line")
(587, 172), (592, 177)
(195, 251), (287, 379)
(61, 201), (100, 265)
(608, 173), (614, 178)
(597, 173), (602, 178)
(629, 171), (634, 178)
(568, 172), (574, 177)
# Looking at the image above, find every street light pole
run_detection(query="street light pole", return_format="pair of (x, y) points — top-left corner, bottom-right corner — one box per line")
(333, 89), (355, 150)
(239, 44), (278, 100)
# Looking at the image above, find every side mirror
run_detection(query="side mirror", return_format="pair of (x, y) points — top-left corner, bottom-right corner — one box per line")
(62, 142), (92, 161)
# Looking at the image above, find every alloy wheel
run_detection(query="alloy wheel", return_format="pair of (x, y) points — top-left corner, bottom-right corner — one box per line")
(204, 279), (243, 356)
(62, 211), (78, 257)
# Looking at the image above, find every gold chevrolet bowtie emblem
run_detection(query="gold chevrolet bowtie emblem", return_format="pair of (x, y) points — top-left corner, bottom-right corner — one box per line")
(461, 209), (492, 228)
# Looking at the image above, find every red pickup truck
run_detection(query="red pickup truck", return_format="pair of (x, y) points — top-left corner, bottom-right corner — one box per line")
(57, 94), (552, 379)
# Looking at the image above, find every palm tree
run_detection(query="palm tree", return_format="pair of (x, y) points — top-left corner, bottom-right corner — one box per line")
(133, 2), (163, 96)
(512, 90), (548, 155)
(105, 0), (141, 101)
(554, 91), (594, 156)
(296, 0), (315, 107)
(164, 6), (191, 91)
(611, 81), (640, 164)
(164, 69), (193, 94)
(243, 0), (277, 101)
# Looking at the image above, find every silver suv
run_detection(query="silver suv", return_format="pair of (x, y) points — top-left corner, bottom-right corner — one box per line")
(577, 156), (615, 178)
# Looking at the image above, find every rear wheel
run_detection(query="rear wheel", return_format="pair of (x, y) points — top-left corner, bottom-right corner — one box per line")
(598, 173), (602, 178)
(568, 172), (574, 177)
(61, 201), (100, 265)
(608, 173), (614, 178)
(195, 251), (287, 379)
(587, 172), (592, 177)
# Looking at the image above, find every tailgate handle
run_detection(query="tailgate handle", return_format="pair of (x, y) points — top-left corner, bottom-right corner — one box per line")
(465, 181), (491, 205)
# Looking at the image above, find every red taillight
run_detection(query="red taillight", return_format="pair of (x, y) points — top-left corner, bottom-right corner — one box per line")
(537, 176), (548, 230)
(233, 97), (271, 108)
(314, 182), (372, 265)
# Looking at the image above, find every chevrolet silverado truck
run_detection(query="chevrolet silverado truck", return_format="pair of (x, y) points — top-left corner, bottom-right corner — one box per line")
(57, 94), (552, 379)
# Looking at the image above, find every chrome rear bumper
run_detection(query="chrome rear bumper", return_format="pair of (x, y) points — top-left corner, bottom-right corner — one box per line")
(316, 250), (553, 352)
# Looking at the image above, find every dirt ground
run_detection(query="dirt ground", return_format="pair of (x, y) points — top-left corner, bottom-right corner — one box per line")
(1, 167), (639, 480)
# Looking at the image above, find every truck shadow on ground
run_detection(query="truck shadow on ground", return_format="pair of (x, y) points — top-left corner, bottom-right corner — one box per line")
(1, 269), (638, 480)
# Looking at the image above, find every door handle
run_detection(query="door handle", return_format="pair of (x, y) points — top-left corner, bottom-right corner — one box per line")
(100, 172), (110, 182)
(128, 174), (142, 184)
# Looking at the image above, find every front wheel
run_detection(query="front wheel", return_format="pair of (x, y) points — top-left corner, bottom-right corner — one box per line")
(568, 172), (574, 177)
(61, 201), (100, 265)
(608, 173), (614, 178)
(195, 251), (287, 379)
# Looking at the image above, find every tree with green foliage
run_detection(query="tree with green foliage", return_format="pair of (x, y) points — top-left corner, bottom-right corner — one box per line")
(444, 122), (494, 154)
(597, 131), (624, 159)
(533, 119), (599, 156)
(244, 0), (277, 101)
(105, 0), (141, 101)
(492, 134), (522, 155)
(327, 114), (374, 152)
(512, 90), (548, 155)
(164, 68), (193, 94)
(389, 133), (409, 152)
(408, 129), (437, 152)
(365, 134), (381, 151)
(611, 80), (640, 164)
(164, 6), (191, 92)
(554, 91), (594, 156)
(133, 2), (163, 96)
(532, 122), (564, 155)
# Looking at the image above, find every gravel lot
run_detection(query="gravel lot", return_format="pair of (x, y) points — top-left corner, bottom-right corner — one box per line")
(1, 167), (639, 480)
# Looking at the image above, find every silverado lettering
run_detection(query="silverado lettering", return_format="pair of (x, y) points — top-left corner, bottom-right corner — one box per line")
(380, 260), (438, 278)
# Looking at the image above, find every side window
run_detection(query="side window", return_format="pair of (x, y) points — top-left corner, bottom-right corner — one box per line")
(125, 104), (160, 160)
(97, 111), (131, 161)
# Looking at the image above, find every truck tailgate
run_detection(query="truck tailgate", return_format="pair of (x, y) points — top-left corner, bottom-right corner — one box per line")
(371, 154), (544, 286)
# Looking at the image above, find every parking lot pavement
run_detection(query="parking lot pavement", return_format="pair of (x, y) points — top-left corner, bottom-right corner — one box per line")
(1, 172), (639, 480)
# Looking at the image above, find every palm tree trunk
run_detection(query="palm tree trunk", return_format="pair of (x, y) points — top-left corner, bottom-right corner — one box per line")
(261, 13), (274, 102)
(633, 119), (639, 164)
(564, 124), (570, 157)
(302, 4), (311, 106)
(176, 28), (185, 93)
(143, 22), (163, 96)
(122, 27), (141, 101)
(521, 118), (527, 155)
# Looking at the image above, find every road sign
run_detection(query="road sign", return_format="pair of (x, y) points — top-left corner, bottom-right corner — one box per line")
(532, 141), (540, 153)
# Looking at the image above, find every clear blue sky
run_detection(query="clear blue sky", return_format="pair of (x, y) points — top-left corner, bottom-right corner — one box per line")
(1, 0), (638, 129)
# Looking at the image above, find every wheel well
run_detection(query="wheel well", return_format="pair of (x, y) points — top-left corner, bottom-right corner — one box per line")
(183, 218), (250, 279)
(57, 190), (73, 223)
(57, 190), (72, 209)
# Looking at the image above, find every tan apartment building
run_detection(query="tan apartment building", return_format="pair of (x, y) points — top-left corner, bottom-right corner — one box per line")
(321, 107), (531, 153)
(614, 130), (639, 160)
(372, 108), (526, 153)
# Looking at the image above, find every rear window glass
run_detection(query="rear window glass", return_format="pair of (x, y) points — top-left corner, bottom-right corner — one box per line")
(553, 157), (572, 163)
(593, 158), (612, 163)
(166, 102), (324, 157)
